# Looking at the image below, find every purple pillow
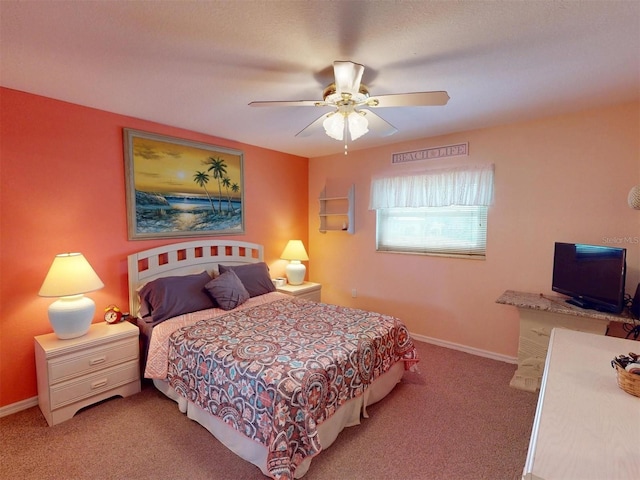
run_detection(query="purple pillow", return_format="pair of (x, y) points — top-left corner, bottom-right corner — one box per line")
(204, 270), (250, 311)
(218, 262), (275, 297)
(138, 271), (214, 323)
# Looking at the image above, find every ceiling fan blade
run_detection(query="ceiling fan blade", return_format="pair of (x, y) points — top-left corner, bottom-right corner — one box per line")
(249, 100), (325, 107)
(369, 91), (450, 108)
(295, 113), (331, 137)
(333, 61), (365, 95)
(361, 110), (398, 137)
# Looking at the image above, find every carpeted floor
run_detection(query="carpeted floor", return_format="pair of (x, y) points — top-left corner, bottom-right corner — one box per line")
(1, 341), (538, 480)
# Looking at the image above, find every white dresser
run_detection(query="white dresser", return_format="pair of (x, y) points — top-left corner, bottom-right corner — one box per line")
(35, 321), (141, 426)
(523, 328), (639, 480)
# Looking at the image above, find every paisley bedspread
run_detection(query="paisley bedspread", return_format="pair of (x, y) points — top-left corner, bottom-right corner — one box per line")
(166, 297), (419, 480)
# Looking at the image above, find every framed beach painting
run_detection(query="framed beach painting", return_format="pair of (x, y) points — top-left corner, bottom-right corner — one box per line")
(123, 129), (244, 240)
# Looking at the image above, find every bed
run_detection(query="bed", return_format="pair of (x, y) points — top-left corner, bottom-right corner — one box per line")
(128, 240), (419, 479)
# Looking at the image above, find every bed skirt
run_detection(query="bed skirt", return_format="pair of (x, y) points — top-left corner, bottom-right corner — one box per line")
(153, 360), (405, 478)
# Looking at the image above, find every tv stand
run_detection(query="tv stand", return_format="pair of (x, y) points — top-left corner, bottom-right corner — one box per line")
(496, 290), (637, 392)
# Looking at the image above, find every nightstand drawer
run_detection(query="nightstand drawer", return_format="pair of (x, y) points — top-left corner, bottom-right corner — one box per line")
(50, 360), (139, 409)
(48, 337), (138, 383)
(295, 290), (321, 302)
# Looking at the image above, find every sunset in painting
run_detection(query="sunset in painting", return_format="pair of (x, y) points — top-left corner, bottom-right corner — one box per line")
(132, 136), (242, 197)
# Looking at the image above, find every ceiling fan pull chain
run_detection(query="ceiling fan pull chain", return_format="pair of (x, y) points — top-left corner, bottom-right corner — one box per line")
(343, 116), (349, 155)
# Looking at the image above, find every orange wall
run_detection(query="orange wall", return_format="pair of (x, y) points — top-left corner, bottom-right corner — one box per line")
(0, 88), (309, 407)
(309, 102), (640, 358)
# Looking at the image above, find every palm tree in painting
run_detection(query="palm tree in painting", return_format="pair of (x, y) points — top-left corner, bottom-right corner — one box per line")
(231, 182), (240, 212)
(205, 157), (227, 214)
(221, 176), (234, 215)
(193, 171), (216, 213)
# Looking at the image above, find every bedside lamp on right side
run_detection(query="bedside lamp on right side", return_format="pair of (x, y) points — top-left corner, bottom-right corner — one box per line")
(280, 240), (309, 286)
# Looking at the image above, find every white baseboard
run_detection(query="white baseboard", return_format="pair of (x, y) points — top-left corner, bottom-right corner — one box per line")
(0, 396), (38, 418)
(410, 332), (518, 364)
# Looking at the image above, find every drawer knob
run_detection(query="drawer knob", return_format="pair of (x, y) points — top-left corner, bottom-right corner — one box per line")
(91, 379), (108, 389)
(89, 356), (106, 366)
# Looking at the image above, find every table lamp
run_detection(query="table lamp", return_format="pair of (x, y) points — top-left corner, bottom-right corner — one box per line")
(280, 240), (309, 285)
(38, 253), (104, 339)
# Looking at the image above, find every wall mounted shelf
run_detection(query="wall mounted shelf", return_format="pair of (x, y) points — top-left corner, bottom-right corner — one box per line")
(319, 184), (354, 234)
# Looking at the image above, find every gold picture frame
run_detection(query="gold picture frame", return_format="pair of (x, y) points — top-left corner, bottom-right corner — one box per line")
(123, 129), (244, 240)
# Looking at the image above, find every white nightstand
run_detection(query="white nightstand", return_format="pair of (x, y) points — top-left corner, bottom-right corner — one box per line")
(34, 321), (141, 426)
(276, 282), (322, 302)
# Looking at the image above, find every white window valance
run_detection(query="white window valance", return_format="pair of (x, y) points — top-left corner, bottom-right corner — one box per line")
(369, 164), (494, 209)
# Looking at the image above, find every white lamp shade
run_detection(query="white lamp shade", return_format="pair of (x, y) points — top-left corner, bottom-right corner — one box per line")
(39, 253), (104, 297)
(39, 253), (104, 339)
(281, 240), (309, 286)
(280, 240), (309, 261)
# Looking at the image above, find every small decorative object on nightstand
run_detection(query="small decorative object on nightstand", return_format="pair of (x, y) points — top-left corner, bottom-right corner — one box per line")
(104, 304), (124, 324)
(276, 282), (321, 302)
(34, 321), (141, 426)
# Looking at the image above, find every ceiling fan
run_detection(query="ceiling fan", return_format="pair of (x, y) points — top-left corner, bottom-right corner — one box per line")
(249, 61), (450, 153)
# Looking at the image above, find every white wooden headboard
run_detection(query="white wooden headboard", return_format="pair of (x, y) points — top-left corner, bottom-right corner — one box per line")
(127, 240), (264, 316)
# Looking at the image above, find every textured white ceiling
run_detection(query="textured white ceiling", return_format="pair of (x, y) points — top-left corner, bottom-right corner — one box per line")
(1, 1), (639, 158)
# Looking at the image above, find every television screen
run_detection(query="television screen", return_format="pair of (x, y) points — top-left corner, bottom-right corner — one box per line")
(552, 242), (626, 314)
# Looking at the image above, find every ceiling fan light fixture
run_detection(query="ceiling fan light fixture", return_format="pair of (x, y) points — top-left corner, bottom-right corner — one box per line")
(323, 83), (370, 104)
(249, 61), (449, 149)
(348, 111), (368, 141)
(323, 112), (344, 141)
(322, 110), (369, 143)
(333, 61), (365, 96)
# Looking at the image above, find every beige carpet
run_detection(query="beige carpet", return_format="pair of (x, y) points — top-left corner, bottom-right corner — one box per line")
(1, 341), (537, 480)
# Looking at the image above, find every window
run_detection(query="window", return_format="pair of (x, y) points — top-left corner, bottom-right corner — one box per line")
(369, 165), (494, 258)
(376, 205), (488, 256)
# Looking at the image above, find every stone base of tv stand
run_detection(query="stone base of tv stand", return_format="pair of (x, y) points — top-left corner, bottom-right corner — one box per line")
(497, 290), (635, 392)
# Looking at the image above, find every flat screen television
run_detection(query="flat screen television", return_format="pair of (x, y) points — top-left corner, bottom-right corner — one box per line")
(552, 242), (626, 314)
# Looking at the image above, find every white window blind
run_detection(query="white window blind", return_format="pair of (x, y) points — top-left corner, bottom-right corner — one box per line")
(370, 164), (494, 258)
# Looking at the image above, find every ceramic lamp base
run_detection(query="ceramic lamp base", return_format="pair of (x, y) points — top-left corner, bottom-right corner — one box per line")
(285, 260), (306, 285)
(48, 294), (95, 339)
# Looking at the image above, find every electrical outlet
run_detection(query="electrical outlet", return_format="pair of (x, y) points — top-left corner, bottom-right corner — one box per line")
(351, 288), (357, 298)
